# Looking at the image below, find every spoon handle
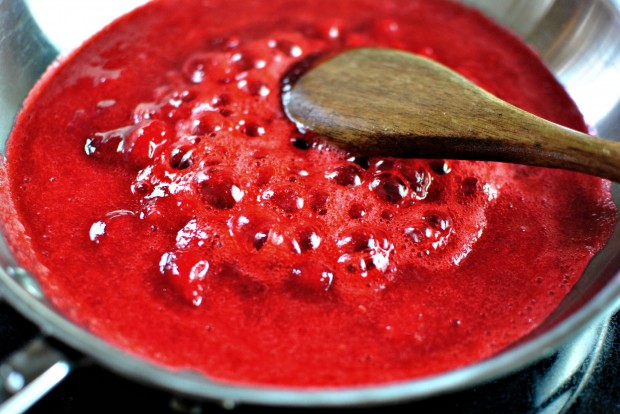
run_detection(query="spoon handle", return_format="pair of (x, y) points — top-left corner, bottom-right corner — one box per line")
(424, 99), (620, 182)
(375, 50), (620, 181)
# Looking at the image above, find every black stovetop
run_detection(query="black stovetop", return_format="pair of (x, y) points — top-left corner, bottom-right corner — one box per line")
(1, 301), (620, 414)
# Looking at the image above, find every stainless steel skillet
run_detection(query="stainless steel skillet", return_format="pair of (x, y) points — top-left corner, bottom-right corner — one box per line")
(1, 0), (620, 412)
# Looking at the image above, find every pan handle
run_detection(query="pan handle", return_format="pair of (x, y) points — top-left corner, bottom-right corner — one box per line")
(0, 337), (71, 414)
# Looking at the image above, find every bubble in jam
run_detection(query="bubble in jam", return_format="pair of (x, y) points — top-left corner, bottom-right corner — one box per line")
(159, 250), (212, 307)
(89, 210), (138, 244)
(196, 168), (244, 210)
(262, 185), (304, 213)
(336, 226), (394, 283)
(292, 225), (321, 253)
(404, 210), (454, 254)
(228, 211), (277, 252)
(290, 261), (334, 293)
(326, 164), (363, 187)
(369, 172), (409, 204)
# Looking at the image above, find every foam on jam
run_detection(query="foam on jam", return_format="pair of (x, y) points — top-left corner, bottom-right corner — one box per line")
(4, 0), (616, 386)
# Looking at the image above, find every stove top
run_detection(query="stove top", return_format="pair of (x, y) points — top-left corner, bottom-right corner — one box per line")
(1, 301), (619, 413)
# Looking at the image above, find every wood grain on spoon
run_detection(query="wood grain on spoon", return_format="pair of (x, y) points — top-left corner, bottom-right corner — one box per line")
(283, 47), (620, 182)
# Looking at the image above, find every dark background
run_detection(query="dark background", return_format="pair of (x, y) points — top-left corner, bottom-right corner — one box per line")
(2, 302), (620, 414)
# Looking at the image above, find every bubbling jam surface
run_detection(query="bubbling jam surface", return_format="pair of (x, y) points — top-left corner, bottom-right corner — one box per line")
(4, 0), (616, 386)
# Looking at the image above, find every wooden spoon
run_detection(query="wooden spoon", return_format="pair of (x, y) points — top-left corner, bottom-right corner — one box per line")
(283, 47), (620, 182)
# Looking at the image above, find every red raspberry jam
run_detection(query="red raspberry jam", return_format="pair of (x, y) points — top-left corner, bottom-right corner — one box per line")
(2, 0), (616, 386)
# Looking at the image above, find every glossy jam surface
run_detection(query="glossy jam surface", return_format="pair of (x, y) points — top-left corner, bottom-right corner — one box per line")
(4, 0), (616, 386)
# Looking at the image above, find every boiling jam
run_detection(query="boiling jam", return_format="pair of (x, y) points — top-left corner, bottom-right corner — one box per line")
(3, 0), (616, 386)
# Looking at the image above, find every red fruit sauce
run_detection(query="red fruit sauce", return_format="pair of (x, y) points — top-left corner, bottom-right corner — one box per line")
(2, 0), (616, 387)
